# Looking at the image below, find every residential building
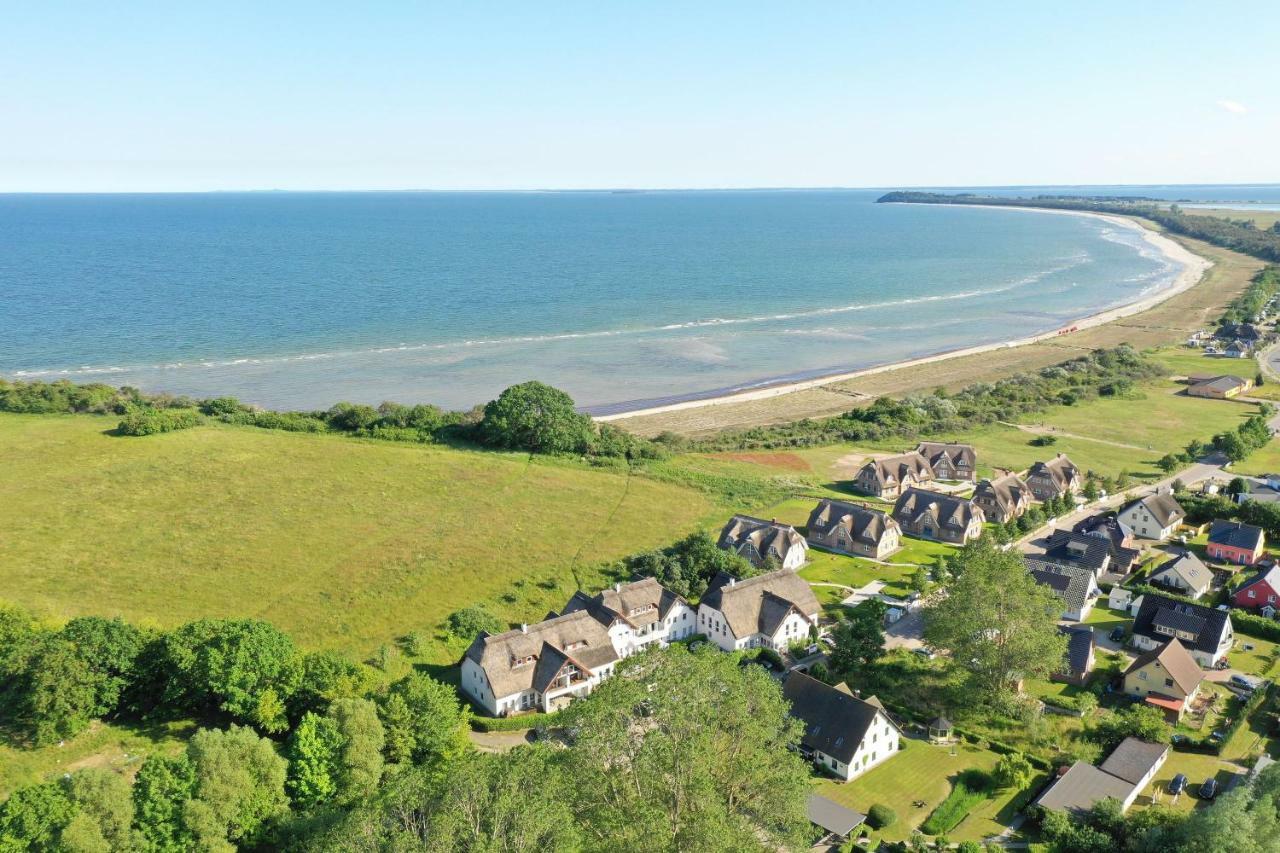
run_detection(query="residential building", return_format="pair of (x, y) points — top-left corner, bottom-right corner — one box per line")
(1232, 566), (1280, 611)
(1207, 520), (1266, 565)
(562, 577), (697, 658)
(853, 451), (935, 499)
(1147, 552), (1214, 600)
(1026, 454), (1081, 501)
(698, 568), (821, 652)
(1187, 374), (1252, 400)
(717, 515), (808, 570)
(806, 499), (902, 560)
(1123, 639), (1204, 722)
(1035, 738), (1169, 815)
(782, 671), (902, 782)
(1117, 493), (1185, 541)
(914, 442), (977, 482)
(1071, 514), (1143, 576)
(1131, 593), (1234, 668)
(972, 472), (1032, 523)
(1225, 341), (1252, 359)
(1039, 529), (1114, 579)
(1027, 559), (1099, 621)
(1055, 626), (1096, 686)
(890, 487), (985, 545)
(461, 610), (621, 716)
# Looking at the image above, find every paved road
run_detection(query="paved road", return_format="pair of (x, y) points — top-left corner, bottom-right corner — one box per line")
(1016, 454), (1230, 551)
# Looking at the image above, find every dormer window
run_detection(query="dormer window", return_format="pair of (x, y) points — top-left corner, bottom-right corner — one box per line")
(512, 654), (535, 667)
(565, 640), (587, 652)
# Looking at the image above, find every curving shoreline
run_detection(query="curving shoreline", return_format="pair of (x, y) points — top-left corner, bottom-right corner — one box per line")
(595, 207), (1212, 423)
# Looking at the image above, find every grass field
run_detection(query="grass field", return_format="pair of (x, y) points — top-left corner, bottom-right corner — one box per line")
(816, 739), (1035, 843)
(0, 414), (713, 660)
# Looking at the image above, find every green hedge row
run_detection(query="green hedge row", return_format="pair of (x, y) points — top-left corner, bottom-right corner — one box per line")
(117, 408), (202, 436)
(470, 709), (563, 732)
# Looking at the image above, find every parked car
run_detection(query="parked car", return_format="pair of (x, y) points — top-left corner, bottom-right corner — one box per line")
(1109, 627), (1126, 643)
(1231, 674), (1261, 692)
(1169, 773), (1188, 795)
(1200, 777), (1218, 799)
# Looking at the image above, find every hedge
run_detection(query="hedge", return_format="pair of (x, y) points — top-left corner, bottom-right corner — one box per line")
(919, 771), (991, 836)
(470, 709), (563, 732)
(1231, 610), (1280, 643)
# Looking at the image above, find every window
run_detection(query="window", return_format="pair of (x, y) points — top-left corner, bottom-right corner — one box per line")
(1250, 590), (1257, 599)
(1165, 678), (1174, 688)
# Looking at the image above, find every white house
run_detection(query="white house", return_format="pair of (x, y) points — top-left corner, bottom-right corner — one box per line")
(1148, 552), (1214, 600)
(717, 515), (809, 570)
(562, 577), (697, 657)
(1131, 593), (1234, 668)
(698, 568), (821, 652)
(462, 577), (696, 716)
(783, 672), (902, 781)
(461, 610), (621, 716)
(1117, 494), (1185, 541)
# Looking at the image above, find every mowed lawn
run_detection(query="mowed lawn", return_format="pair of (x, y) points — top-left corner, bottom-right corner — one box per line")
(816, 739), (1035, 843)
(0, 415), (712, 659)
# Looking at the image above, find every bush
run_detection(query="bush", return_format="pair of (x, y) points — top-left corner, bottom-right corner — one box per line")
(867, 803), (897, 830)
(470, 709), (561, 732)
(445, 606), (504, 639)
(116, 408), (202, 436)
(919, 771), (991, 835)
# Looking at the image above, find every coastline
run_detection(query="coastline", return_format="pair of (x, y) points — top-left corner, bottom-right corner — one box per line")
(596, 207), (1212, 424)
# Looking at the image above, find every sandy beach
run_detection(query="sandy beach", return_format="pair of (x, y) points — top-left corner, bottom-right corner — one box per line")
(596, 206), (1212, 424)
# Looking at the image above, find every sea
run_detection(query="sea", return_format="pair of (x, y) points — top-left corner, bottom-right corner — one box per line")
(3, 184), (1279, 413)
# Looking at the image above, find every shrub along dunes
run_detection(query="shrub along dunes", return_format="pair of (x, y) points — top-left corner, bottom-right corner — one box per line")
(0, 414), (711, 660)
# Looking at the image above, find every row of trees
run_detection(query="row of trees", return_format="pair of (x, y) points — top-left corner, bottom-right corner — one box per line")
(613, 529), (759, 599)
(1, 637), (816, 852)
(690, 345), (1163, 452)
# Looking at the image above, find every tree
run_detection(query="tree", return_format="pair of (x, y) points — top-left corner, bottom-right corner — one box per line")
(560, 646), (811, 851)
(287, 713), (343, 809)
(1082, 479), (1100, 501)
(0, 782), (75, 850)
(1157, 454), (1180, 474)
(1228, 477), (1249, 497)
(161, 619), (303, 732)
(12, 635), (101, 745)
(478, 381), (595, 454)
(378, 673), (470, 766)
(132, 755), (197, 853)
(911, 565), (930, 593)
(290, 650), (374, 719)
(829, 599), (886, 677)
(925, 540), (1067, 706)
(327, 698), (385, 805)
(62, 768), (134, 852)
(993, 752), (1033, 789)
(1094, 704), (1170, 752)
(183, 725), (289, 850)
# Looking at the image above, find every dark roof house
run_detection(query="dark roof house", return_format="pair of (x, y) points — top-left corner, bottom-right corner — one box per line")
(1041, 529), (1114, 577)
(782, 671), (900, 767)
(1056, 626), (1096, 684)
(1027, 560), (1098, 620)
(1132, 593), (1234, 666)
(717, 515), (808, 569)
(1209, 519), (1265, 553)
(1071, 514), (1143, 574)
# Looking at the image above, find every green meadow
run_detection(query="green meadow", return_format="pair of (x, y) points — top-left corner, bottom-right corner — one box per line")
(0, 414), (712, 661)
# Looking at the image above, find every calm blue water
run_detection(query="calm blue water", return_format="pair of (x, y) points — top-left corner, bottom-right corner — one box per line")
(1, 186), (1272, 412)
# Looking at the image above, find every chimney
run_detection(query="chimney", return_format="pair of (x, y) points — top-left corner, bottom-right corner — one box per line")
(728, 577), (737, 587)
(520, 623), (528, 634)
(615, 583), (621, 593)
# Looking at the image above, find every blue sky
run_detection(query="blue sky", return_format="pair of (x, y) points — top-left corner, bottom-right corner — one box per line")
(3, 2), (1277, 191)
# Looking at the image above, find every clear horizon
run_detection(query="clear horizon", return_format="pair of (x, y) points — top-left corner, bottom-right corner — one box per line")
(4, 2), (1278, 193)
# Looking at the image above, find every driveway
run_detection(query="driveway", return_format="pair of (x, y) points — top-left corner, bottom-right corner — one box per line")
(884, 607), (926, 650)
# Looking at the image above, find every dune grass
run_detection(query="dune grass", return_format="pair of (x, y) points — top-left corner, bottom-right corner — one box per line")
(0, 414), (712, 660)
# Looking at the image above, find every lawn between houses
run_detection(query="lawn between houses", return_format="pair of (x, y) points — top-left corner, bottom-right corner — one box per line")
(816, 738), (1040, 844)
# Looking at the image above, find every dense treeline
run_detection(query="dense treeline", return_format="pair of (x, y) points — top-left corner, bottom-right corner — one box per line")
(688, 344), (1162, 451)
(609, 529), (759, 599)
(0, 603), (811, 852)
(0, 377), (665, 460)
(1222, 265), (1280, 325)
(878, 191), (1280, 262)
